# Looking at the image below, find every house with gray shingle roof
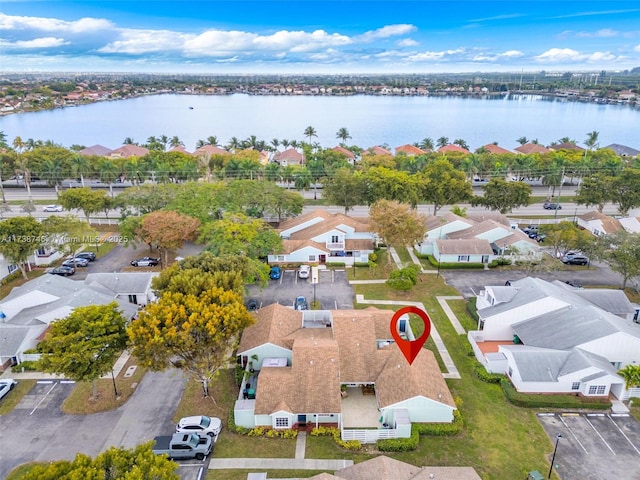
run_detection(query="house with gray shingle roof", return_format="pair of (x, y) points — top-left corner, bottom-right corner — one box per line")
(0, 274), (143, 370)
(470, 277), (640, 399)
(268, 210), (375, 266)
(235, 304), (456, 441)
(417, 214), (541, 264)
(577, 211), (623, 237)
(605, 143), (640, 158)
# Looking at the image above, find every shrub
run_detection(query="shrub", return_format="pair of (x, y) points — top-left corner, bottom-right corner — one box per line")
(354, 262), (369, 267)
(415, 252), (431, 260)
(234, 364), (245, 386)
(466, 298), (479, 323)
(247, 427), (298, 439)
(0, 270), (21, 286)
(325, 262), (346, 268)
(500, 378), (611, 409)
(438, 262), (485, 269)
(310, 426), (361, 450)
(474, 364), (505, 383)
(413, 410), (464, 436)
(368, 252), (377, 262)
(227, 409), (249, 435)
(488, 258), (512, 268)
(377, 425), (419, 451)
(16, 360), (38, 371)
(387, 265), (421, 291)
(386, 276), (414, 291)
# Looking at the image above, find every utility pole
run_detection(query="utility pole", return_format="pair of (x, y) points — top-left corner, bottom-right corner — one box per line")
(555, 167), (565, 219)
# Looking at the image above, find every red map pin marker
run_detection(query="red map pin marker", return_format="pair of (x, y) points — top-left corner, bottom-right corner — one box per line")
(390, 306), (432, 366)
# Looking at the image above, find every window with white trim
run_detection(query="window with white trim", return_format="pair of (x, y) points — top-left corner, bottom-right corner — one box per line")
(309, 255), (316, 262)
(588, 385), (606, 395)
(275, 417), (289, 428)
(277, 255), (285, 262)
(458, 255), (470, 262)
(571, 382), (580, 391)
(508, 367), (513, 377)
(8, 264), (18, 274)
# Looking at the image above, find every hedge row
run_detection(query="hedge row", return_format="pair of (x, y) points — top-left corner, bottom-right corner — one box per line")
(500, 378), (611, 410)
(474, 364), (505, 384)
(310, 426), (361, 450)
(325, 262), (346, 268)
(247, 427), (298, 439)
(377, 411), (463, 451)
(465, 297), (479, 323)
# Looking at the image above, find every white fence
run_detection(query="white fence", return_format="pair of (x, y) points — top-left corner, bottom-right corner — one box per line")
(341, 428), (397, 443)
(622, 388), (640, 401)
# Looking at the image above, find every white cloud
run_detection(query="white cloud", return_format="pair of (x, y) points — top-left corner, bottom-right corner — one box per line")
(397, 38), (419, 47)
(575, 28), (619, 38)
(99, 29), (191, 54)
(634, 44), (640, 52)
(1, 37), (68, 49)
(535, 47), (619, 63)
(355, 24), (416, 42)
(0, 13), (112, 33)
(408, 48), (465, 62)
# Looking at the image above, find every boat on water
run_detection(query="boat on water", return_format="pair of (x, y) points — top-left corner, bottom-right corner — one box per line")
(189, 106), (194, 110)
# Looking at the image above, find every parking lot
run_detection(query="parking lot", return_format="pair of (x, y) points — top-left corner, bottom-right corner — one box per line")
(246, 267), (354, 310)
(537, 412), (640, 480)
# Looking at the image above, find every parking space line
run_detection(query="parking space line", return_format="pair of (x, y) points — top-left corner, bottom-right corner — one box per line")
(559, 415), (589, 454)
(608, 415), (640, 456)
(584, 416), (616, 455)
(30, 381), (58, 415)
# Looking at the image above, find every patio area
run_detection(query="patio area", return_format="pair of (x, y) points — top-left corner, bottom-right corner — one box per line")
(340, 386), (381, 428)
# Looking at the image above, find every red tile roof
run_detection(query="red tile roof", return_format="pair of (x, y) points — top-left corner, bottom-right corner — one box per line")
(394, 144), (427, 156)
(479, 144), (512, 155)
(192, 145), (229, 156)
(438, 144), (470, 154)
(110, 144), (149, 158)
(514, 143), (550, 154)
(331, 146), (356, 159)
(365, 146), (393, 156)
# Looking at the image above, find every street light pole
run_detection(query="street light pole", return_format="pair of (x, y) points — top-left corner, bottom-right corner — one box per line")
(548, 433), (562, 479)
(111, 369), (119, 397)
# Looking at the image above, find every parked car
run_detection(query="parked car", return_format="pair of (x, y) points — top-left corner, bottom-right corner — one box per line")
(298, 265), (310, 279)
(295, 296), (308, 311)
(522, 225), (538, 235)
(269, 266), (281, 279)
(62, 258), (89, 268)
(42, 205), (63, 212)
(543, 201), (562, 210)
(0, 379), (17, 401)
(49, 266), (75, 276)
(246, 299), (259, 312)
(565, 280), (584, 288)
(130, 257), (160, 267)
(561, 254), (589, 265)
(176, 415), (222, 438)
(535, 234), (546, 243)
(152, 432), (212, 460)
(75, 251), (97, 261)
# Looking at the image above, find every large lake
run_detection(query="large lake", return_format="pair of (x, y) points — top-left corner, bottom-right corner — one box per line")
(1, 93), (638, 152)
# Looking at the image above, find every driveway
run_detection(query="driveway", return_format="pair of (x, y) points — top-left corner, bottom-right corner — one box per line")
(0, 370), (187, 478)
(537, 412), (640, 480)
(246, 268), (355, 310)
(441, 257), (625, 299)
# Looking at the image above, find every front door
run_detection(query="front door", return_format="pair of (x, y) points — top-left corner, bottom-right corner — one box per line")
(319, 255), (326, 264)
(482, 255), (489, 264)
(297, 414), (306, 426)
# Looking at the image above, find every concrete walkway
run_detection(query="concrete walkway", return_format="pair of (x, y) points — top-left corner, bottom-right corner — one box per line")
(295, 431), (306, 459)
(388, 246), (404, 268)
(436, 296), (466, 335)
(208, 458), (354, 470)
(354, 295), (461, 379)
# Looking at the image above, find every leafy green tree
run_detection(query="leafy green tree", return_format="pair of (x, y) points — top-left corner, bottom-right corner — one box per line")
(117, 183), (180, 217)
(610, 168), (640, 215)
(265, 188), (304, 222)
(594, 231), (640, 288)
(137, 210), (200, 266)
(58, 187), (111, 223)
(322, 167), (366, 213)
(20, 442), (179, 480)
(540, 221), (594, 258)
(41, 215), (97, 261)
(198, 212), (282, 259)
(369, 200), (427, 260)
(0, 216), (44, 279)
(472, 178), (531, 214)
(574, 173), (613, 213)
(128, 287), (254, 400)
(362, 167), (420, 207)
(417, 159), (472, 214)
(618, 365), (640, 390)
(37, 303), (128, 399)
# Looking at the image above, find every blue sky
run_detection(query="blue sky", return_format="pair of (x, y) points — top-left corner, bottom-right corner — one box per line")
(1, 1), (639, 73)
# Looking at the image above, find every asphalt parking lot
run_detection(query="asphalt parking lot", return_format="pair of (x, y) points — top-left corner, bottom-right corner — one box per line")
(246, 267), (355, 310)
(537, 412), (640, 480)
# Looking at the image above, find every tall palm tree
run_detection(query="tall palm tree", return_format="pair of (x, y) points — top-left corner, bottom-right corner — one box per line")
(123, 137), (136, 145)
(13, 137), (32, 200)
(159, 135), (170, 151)
(206, 136), (220, 147)
(304, 126), (318, 144)
(584, 130), (599, 151)
(453, 138), (469, 150)
(281, 139), (290, 149)
(419, 137), (434, 151)
(516, 136), (528, 145)
(70, 154), (90, 187)
(169, 136), (184, 148)
(336, 127), (351, 145)
(97, 159), (119, 197)
(226, 137), (240, 152)
(40, 158), (64, 195)
(294, 168), (312, 191)
(271, 138), (280, 150)
(437, 137), (449, 148)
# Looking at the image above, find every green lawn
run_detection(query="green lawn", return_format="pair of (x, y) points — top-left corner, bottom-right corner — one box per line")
(394, 245), (412, 265)
(206, 469), (330, 480)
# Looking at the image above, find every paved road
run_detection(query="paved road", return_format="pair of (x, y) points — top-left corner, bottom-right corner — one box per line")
(0, 370), (187, 478)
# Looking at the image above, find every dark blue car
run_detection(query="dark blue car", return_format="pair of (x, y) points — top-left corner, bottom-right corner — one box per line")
(269, 266), (281, 279)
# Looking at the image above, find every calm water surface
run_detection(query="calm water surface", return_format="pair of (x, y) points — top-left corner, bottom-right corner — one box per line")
(1, 94), (638, 151)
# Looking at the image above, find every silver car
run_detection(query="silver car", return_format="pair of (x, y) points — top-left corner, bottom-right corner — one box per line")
(0, 379), (17, 401)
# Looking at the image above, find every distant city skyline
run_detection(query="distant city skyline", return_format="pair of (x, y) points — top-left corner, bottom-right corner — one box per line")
(1, 1), (639, 73)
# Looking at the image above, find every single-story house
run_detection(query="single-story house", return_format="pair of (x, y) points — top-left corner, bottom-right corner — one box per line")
(479, 144), (512, 154)
(437, 144), (470, 154)
(395, 144), (427, 156)
(605, 143), (640, 158)
(268, 210), (376, 265)
(417, 213), (540, 264)
(363, 146), (393, 156)
(549, 142), (585, 152)
(84, 272), (158, 306)
(109, 144), (149, 158)
(514, 143), (551, 154)
(577, 211), (623, 237)
(331, 146), (357, 163)
(0, 273), (144, 370)
(469, 277), (640, 399)
(273, 148), (303, 166)
(77, 144), (113, 157)
(619, 215), (640, 234)
(235, 304), (456, 442)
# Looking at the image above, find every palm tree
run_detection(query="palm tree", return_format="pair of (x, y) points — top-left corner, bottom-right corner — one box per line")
(169, 136), (184, 148)
(70, 154), (90, 187)
(271, 138), (280, 150)
(290, 140), (300, 149)
(294, 168), (312, 191)
(516, 136), (528, 145)
(617, 365), (640, 390)
(436, 137), (449, 148)
(158, 135), (170, 151)
(281, 139), (290, 149)
(264, 162), (281, 182)
(40, 158), (64, 195)
(453, 138), (469, 150)
(123, 137), (136, 145)
(419, 137), (434, 151)
(226, 137), (240, 152)
(336, 127), (351, 145)
(97, 159), (119, 197)
(584, 130), (599, 151)
(206, 136), (220, 147)
(304, 126), (318, 144)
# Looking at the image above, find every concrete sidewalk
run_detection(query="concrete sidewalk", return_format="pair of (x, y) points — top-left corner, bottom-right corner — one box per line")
(208, 458), (353, 470)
